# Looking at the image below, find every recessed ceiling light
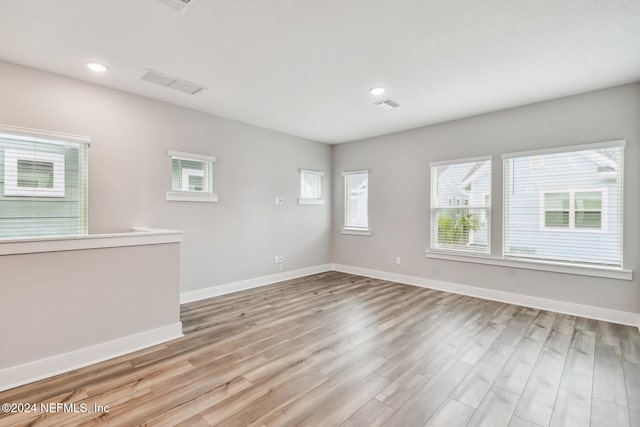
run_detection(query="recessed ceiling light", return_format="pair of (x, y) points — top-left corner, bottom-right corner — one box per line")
(369, 86), (385, 96)
(85, 61), (107, 73)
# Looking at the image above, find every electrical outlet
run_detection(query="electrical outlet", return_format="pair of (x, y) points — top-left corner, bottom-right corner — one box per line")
(277, 256), (283, 263)
(274, 197), (284, 205)
(396, 256), (402, 265)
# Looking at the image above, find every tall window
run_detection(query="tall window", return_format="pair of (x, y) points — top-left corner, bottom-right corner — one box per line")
(166, 150), (218, 202)
(0, 125), (89, 239)
(298, 169), (324, 205)
(342, 170), (370, 235)
(503, 141), (624, 267)
(430, 156), (492, 254)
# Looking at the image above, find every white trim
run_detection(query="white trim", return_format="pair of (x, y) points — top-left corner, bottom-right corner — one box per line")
(331, 263), (640, 328)
(167, 150), (216, 162)
(0, 227), (183, 255)
(428, 154), (492, 167)
(298, 198), (325, 205)
(424, 250), (631, 280)
(0, 322), (183, 392)
(166, 191), (219, 202)
(180, 264), (332, 303)
(538, 188), (608, 233)
(501, 139), (626, 159)
(0, 123), (91, 146)
(299, 168), (324, 176)
(341, 228), (372, 236)
(342, 169), (370, 176)
(3, 148), (66, 197)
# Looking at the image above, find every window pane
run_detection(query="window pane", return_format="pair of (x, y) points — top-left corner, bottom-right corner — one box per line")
(344, 172), (368, 228)
(545, 211), (569, 227)
(17, 160), (54, 188)
(1, 136), (88, 239)
(576, 191), (601, 210)
(430, 159), (491, 254)
(576, 211), (601, 228)
(503, 144), (623, 267)
(301, 171), (322, 199)
(171, 157), (211, 193)
(544, 193), (569, 210)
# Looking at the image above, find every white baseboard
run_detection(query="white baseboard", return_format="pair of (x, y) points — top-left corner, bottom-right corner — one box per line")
(180, 264), (333, 304)
(331, 263), (640, 330)
(0, 322), (183, 393)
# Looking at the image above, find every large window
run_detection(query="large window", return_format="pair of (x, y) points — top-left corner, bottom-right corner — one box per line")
(342, 170), (370, 235)
(0, 125), (89, 239)
(503, 141), (623, 267)
(166, 150), (218, 202)
(430, 156), (491, 254)
(298, 169), (324, 205)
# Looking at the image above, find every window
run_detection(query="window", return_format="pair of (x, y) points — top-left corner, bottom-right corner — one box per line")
(541, 190), (606, 230)
(166, 150), (218, 202)
(503, 141), (623, 267)
(0, 125), (89, 239)
(298, 169), (324, 205)
(4, 149), (65, 197)
(342, 170), (370, 235)
(429, 156), (491, 254)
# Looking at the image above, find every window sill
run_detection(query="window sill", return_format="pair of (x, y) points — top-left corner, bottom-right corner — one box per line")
(0, 228), (184, 256)
(166, 191), (218, 203)
(424, 250), (632, 281)
(298, 198), (325, 205)
(341, 228), (372, 236)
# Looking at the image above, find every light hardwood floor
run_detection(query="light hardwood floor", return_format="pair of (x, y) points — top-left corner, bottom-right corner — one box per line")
(1, 271), (639, 426)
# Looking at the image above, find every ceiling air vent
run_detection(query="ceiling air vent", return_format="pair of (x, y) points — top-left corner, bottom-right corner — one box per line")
(155, 0), (197, 13)
(138, 69), (206, 95)
(375, 99), (400, 111)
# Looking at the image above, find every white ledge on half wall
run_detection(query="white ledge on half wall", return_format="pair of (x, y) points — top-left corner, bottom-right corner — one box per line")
(0, 227), (184, 256)
(425, 250), (632, 281)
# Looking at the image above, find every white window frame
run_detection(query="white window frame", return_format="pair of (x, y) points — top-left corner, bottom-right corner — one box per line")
(539, 188), (608, 232)
(4, 148), (65, 197)
(342, 169), (371, 236)
(166, 150), (218, 203)
(429, 155), (492, 255)
(298, 169), (324, 205)
(424, 140), (629, 280)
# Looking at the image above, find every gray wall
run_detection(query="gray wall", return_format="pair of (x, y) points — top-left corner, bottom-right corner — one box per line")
(0, 243), (180, 369)
(332, 83), (640, 313)
(0, 61), (332, 292)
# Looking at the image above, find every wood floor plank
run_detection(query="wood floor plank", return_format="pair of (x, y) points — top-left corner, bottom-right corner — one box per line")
(548, 370), (591, 427)
(591, 397), (630, 427)
(381, 359), (473, 427)
(450, 343), (515, 408)
(467, 386), (519, 427)
(340, 398), (395, 427)
(513, 329), (572, 426)
(297, 373), (390, 427)
(593, 343), (628, 407)
(1, 272), (639, 427)
(424, 398), (475, 427)
(623, 360), (640, 427)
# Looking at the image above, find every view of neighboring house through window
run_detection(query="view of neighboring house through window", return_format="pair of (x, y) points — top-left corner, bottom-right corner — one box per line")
(0, 126), (89, 238)
(298, 169), (324, 204)
(343, 170), (370, 235)
(429, 156), (492, 254)
(166, 150), (218, 202)
(503, 141), (623, 267)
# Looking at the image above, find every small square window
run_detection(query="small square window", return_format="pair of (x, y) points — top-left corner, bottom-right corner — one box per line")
(298, 169), (324, 205)
(166, 150), (218, 202)
(4, 149), (65, 197)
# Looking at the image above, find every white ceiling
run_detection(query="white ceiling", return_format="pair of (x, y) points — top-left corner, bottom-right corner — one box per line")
(0, 0), (639, 144)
